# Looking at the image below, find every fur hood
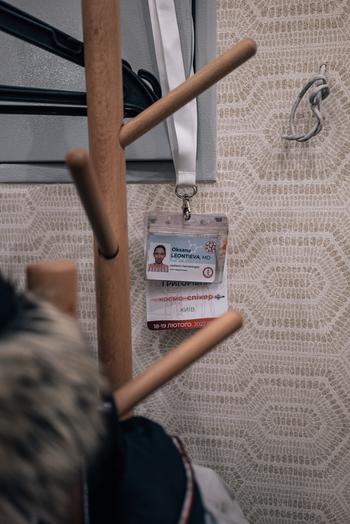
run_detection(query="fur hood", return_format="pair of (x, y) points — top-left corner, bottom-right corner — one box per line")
(0, 277), (106, 523)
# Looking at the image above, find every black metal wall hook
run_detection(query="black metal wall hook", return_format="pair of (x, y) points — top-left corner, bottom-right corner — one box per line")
(0, 0), (161, 117)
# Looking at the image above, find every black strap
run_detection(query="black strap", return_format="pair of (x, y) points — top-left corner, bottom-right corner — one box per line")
(87, 397), (126, 524)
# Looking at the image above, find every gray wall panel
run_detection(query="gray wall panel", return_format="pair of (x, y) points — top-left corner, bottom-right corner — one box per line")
(0, 0), (216, 183)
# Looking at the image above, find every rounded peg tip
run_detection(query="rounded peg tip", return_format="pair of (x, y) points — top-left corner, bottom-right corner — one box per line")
(65, 148), (89, 170)
(27, 259), (76, 275)
(225, 307), (243, 328)
(242, 37), (257, 55)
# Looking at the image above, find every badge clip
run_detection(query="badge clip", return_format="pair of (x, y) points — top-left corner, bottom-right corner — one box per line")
(175, 185), (197, 221)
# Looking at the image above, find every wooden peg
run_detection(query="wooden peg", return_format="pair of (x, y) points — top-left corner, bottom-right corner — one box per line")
(115, 309), (243, 418)
(26, 259), (83, 523)
(26, 260), (78, 318)
(66, 148), (119, 259)
(120, 38), (257, 147)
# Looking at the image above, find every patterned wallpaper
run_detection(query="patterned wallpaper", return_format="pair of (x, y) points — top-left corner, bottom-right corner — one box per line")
(1, 1), (350, 522)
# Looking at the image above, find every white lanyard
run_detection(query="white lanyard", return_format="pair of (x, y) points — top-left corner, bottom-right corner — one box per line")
(148, 0), (197, 197)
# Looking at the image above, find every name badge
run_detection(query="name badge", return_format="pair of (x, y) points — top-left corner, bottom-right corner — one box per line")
(145, 213), (228, 284)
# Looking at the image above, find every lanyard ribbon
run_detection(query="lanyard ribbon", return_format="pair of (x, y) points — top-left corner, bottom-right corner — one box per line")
(148, 0), (197, 193)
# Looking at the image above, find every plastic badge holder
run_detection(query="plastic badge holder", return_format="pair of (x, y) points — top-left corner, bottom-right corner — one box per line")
(146, 261), (228, 330)
(145, 213), (228, 283)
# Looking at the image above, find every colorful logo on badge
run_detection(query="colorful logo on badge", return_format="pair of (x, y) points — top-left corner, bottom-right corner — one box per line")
(205, 240), (216, 254)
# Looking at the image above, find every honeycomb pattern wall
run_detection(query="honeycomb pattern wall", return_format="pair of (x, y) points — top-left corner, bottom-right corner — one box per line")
(1, 1), (350, 522)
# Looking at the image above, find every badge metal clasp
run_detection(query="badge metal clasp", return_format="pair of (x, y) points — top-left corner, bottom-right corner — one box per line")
(175, 185), (197, 221)
(182, 198), (191, 221)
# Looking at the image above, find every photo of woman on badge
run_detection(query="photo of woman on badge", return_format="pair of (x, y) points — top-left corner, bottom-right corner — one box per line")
(148, 245), (169, 273)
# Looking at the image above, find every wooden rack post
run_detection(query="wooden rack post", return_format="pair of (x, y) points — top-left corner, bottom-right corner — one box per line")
(82, 0), (131, 389)
(81, 0), (256, 390)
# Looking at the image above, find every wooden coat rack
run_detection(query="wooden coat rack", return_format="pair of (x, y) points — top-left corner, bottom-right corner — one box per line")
(23, 0), (257, 415)
(74, 0), (256, 391)
(27, 0), (256, 397)
(23, 2), (256, 521)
